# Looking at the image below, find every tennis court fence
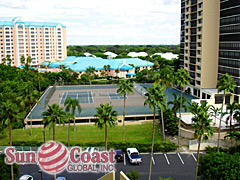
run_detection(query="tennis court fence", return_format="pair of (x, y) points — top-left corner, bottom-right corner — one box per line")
(133, 81), (147, 98)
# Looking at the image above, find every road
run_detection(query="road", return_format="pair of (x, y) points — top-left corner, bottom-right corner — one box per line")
(19, 152), (202, 180)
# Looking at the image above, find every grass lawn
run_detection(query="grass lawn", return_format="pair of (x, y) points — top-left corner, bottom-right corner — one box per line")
(0, 122), (163, 146)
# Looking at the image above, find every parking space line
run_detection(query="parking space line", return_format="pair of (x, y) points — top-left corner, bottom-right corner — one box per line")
(154, 152), (163, 155)
(152, 156), (155, 165)
(141, 153), (149, 155)
(177, 153), (184, 164)
(191, 153), (197, 162)
(124, 154), (126, 165)
(164, 153), (170, 165)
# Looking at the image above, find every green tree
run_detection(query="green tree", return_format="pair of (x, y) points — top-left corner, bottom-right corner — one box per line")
(190, 101), (214, 180)
(6, 54), (12, 66)
(168, 93), (189, 117)
(126, 169), (140, 180)
(0, 154), (19, 180)
(103, 64), (111, 76)
(64, 97), (82, 131)
(17, 81), (40, 136)
(0, 99), (21, 180)
(1, 57), (6, 65)
(217, 73), (236, 151)
(95, 103), (118, 150)
(224, 130), (240, 146)
(224, 101), (237, 130)
(156, 177), (173, 180)
(64, 112), (74, 147)
(198, 152), (240, 180)
(210, 106), (220, 126)
(42, 104), (65, 141)
(174, 68), (191, 145)
(154, 65), (174, 107)
(144, 84), (165, 180)
(86, 66), (96, 85)
(117, 79), (134, 142)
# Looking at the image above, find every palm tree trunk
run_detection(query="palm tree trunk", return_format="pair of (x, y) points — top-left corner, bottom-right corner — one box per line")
(53, 124), (55, 141)
(38, 79), (41, 92)
(161, 109), (165, 142)
(123, 93), (126, 142)
(178, 89), (183, 146)
(74, 119), (76, 131)
(105, 125), (108, 151)
(166, 87), (168, 107)
(195, 135), (202, 180)
(30, 105), (32, 136)
(9, 123), (14, 180)
(68, 121), (70, 148)
(49, 128), (51, 140)
(217, 93), (225, 152)
(148, 109), (156, 180)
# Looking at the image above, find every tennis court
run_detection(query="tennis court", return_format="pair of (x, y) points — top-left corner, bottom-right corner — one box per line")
(60, 91), (93, 104)
(108, 92), (126, 100)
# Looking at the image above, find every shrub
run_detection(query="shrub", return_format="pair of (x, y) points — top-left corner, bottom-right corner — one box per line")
(126, 169), (140, 180)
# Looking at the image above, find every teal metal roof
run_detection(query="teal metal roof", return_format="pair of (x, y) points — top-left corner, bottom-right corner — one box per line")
(126, 73), (136, 75)
(120, 64), (133, 70)
(15, 20), (24, 23)
(64, 57), (153, 72)
(17, 65), (36, 70)
(0, 21), (14, 27)
(0, 20), (66, 28)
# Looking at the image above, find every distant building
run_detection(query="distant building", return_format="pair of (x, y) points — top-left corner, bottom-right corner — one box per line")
(0, 17), (67, 67)
(41, 56), (153, 79)
(154, 52), (178, 60)
(104, 51), (117, 59)
(127, 52), (148, 57)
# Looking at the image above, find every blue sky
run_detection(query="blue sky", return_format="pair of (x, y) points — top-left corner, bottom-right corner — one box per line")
(0, 0), (180, 45)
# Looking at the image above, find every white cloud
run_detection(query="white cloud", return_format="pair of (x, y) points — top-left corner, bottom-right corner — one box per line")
(0, 0), (180, 45)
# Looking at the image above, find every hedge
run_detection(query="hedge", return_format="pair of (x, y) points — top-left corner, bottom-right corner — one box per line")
(12, 141), (177, 152)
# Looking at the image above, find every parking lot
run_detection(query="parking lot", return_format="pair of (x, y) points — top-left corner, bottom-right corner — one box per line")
(19, 152), (203, 180)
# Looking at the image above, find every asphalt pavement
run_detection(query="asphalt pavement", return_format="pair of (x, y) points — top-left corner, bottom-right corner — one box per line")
(19, 152), (202, 180)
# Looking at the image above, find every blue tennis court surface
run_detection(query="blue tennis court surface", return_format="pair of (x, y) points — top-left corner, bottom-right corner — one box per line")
(108, 92), (126, 100)
(60, 91), (93, 104)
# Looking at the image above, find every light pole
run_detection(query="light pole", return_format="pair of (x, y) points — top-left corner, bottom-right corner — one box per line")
(38, 170), (42, 180)
(42, 129), (45, 143)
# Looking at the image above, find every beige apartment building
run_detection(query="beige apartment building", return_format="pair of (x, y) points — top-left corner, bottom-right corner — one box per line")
(0, 17), (66, 67)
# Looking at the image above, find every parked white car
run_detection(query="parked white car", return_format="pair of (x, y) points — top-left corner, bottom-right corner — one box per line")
(56, 177), (66, 180)
(19, 175), (33, 180)
(126, 148), (142, 165)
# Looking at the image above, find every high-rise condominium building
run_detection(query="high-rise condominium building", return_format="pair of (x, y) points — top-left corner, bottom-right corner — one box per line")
(180, 0), (220, 99)
(180, 0), (240, 101)
(219, 0), (240, 94)
(0, 17), (66, 67)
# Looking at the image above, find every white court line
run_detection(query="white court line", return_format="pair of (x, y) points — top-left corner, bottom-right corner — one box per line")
(90, 91), (94, 103)
(59, 92), (65, 105)
(87, 91), (90, 103)
(164, 153), (170, 165)
(192, 153), (197, 162)
(124, 154), (126, 165)
(177, 153), (184, 164)
(152, 156), (155, 165)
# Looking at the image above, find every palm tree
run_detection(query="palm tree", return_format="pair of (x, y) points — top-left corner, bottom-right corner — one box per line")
(1, 57), (6, 64)
(174, 68), (191, 145)
(144, 84), (165, 180)
(216, 73), (236, 151)
(224, 130), (240, 146)
(42, 104), (65, 141)
(168, 93), (189, 117)
(210, 106), (220, 126)
(64, 112), (74, 148)
(85, 66), (96, 85)
(224, 101), (237, 130)
(1, 99), (21, 180)
(6, 54), (12, 66)
(64, 97), (82, 131)
(117, 79), (134, 142)
(154, 65), (174, 107)
(115, 69), (120, 77)
(190, 101), (214, 180)
(17, 81), (40, 136)
(103, 64), (111, 76)
(95, 103), (118, 150)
